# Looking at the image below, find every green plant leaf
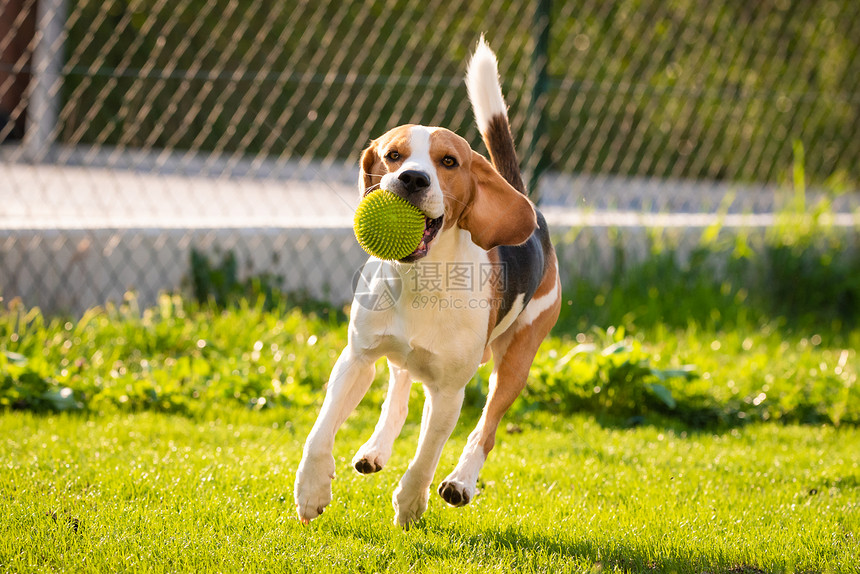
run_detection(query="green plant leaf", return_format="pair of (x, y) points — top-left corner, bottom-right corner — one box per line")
(41, 387), (81, 411)
(601, 342), (632, 356)
(646, 383), (677, 409)
(554, 343), (598, 369)
(2, 350), (28, 367)
(650, 365), (698, 382)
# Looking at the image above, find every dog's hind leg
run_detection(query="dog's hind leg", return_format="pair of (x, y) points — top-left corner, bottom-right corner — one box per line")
(295, 345), (377, 523)
(438, 276), (560, 508)
(436, 338), (532, 508)
(352, 361), (412, 474)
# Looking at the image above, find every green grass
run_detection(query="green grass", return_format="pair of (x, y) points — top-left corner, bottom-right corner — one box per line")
(1, 291), (859, 572)
(1, 407), (858, 573)
(2, 291), (858, 426)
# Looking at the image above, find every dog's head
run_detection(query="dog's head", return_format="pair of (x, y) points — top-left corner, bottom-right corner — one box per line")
(359, 124), (537, 262)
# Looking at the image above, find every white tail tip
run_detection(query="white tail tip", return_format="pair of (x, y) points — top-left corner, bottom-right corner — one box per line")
(466, 36), (507, 135)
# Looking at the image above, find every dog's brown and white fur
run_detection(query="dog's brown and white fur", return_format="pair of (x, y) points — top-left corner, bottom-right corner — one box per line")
(294, 38), (560, 528)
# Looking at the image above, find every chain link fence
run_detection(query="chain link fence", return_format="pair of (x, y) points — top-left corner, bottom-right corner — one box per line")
(1, 0), (859, 314)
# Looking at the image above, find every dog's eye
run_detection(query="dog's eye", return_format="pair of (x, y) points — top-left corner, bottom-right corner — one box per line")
(441, 155), (459, 168)
(385, 150), (401, 161)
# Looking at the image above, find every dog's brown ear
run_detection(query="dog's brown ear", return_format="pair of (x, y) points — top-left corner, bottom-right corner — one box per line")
(358, 142), (381, 196)
(459, 152), (537, 250)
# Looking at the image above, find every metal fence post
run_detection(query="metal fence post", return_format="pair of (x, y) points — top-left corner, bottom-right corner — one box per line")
(526, 0), (551, 202)
(24, 0), (66, 162)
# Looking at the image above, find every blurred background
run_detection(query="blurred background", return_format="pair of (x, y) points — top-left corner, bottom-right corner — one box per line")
(1, 0), (859, 315)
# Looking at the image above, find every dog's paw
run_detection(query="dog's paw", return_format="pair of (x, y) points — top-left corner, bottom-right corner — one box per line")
(353, 457), (383, 474)
(294, 455), (335, 523)
(392, 483), (429, 529)
(296, 492), (330, 524)
(438, 479), (475, 507)
(351, 446), (389, 474)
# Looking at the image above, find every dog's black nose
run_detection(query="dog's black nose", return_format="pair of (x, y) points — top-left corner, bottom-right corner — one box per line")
(398, 170), (431, 194)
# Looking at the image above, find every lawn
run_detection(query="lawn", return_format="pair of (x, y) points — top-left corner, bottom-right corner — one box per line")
(1, 407), (858, 573)
(1, 293), (859, 573)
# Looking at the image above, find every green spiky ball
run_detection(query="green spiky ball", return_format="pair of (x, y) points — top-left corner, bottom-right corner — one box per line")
(354, 189), (425, 260)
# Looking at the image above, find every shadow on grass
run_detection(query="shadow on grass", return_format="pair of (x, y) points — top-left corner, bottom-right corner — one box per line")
(456, 525), (659, 571)
(343, 518), (731, 573)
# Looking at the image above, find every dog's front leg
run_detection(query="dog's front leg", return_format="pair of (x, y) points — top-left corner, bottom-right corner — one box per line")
(392, 384), (465, 528)
(352, 361), (411, 474)
(295, 345), (376, 523)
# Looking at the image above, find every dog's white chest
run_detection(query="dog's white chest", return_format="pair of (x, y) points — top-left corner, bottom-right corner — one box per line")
(352, 288), (490, 383)
(349, 233), (492, 385)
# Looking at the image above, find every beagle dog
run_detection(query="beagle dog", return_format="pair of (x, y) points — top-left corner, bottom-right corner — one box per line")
(295, 38), (561, 528)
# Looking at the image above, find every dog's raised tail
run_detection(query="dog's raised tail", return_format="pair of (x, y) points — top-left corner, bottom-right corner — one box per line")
(466, 37), (527, 196)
